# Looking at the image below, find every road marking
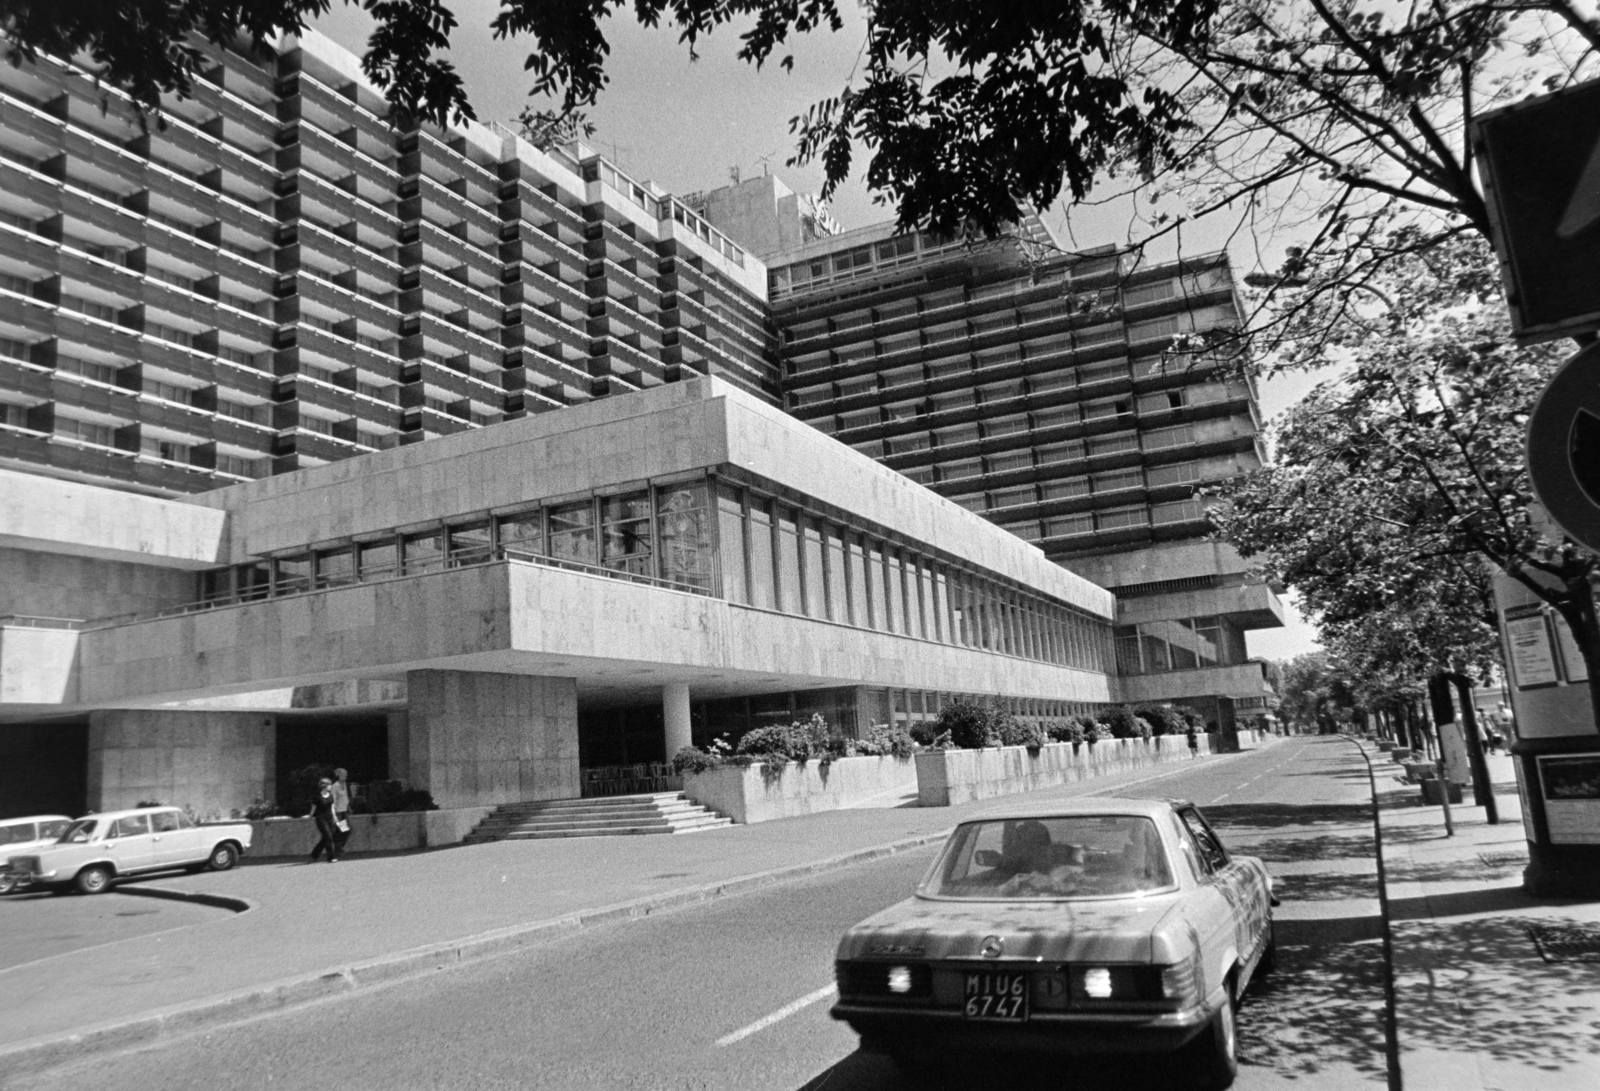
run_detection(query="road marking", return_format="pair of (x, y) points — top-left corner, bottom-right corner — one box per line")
(715, 983), (838, 1047)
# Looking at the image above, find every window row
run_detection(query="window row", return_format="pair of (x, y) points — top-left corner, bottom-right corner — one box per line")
(716, 483), (1111, 672)
(1113, 616), (1247, 675)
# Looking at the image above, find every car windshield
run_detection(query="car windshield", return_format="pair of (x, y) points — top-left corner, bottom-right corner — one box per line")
(57, 819), (97, 843)
(922, 815), (1176, 899)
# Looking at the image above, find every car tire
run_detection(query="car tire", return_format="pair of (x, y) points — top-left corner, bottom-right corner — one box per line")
(0, 873), (15, 895)
(206, 842), (239, 872)
(1256, 922), (1277, 980)
(75, 865), (113, 896)
(1201, 977), (1239, 1090)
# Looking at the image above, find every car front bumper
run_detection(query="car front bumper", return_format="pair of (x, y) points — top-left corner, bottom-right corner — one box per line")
(832, 986), (1225, 1056)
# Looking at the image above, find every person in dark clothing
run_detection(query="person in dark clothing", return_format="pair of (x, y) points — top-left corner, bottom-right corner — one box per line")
(308, 777), (340, 863)
(1186, 724), (1200, 758)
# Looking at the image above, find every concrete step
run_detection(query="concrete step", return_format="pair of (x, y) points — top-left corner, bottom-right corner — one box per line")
(464, 792), (730, 842)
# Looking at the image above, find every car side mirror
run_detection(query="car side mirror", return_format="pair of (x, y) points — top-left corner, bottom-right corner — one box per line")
(975, 850), (1002, 867)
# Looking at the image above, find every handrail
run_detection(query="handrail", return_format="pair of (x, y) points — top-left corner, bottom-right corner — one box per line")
(0, 615), (86, 629)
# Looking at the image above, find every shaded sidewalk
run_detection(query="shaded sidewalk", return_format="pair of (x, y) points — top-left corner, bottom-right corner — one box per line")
(1367, 747), (1600, 1091)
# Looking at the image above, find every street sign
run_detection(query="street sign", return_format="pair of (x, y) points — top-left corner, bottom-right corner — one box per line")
(1475, 79), (1600, 345)
(1527, 341), (1600, 552)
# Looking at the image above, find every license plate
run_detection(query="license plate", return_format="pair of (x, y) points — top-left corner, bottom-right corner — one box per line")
(963, 971), (1028, 1021)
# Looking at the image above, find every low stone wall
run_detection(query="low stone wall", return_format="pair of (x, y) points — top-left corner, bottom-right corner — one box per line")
(248, 805), (497, 858)
(683, 754), (919, 825)
(915, 734), (1215, 808)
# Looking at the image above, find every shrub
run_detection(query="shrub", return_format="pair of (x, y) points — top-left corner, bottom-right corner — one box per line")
(243, 799), (276, 821)
(672, 746), (720, 775)
(852, 724), (919, 759)
(907, 720), (942, 747)
(1098, 706), (1141, 739)
(936, 700), (999, 750)
(1045, 719), (1085, 744)
(1085, 723), (1114, 742)
(734, 714), (835, 764)
(1131, 704), (1185, 736)
(996, 718), (1047, 750)
(134, 799), (165, 808)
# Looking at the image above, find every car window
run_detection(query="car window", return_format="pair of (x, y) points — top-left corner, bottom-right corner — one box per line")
(1169, 814), (1208, 880)
(111, 815), (151, 838)
(151, 811), (180, 833)
(923, 815), (1176, 899)
(59, 818), (97, 843)
(1178, 809), (1228, 873)
(38, 820), (71, 840)
(174, 811), (196, 829)
(0, 823), (33, 845)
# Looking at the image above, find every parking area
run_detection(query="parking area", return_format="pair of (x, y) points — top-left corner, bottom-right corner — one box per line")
(0, 888), (232, 974)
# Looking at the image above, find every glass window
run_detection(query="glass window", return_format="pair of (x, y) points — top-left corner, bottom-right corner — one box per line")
(548, 501), (598, 565)
(748, 498), (777, 610)
(657, 481), (713, 591)
(868, 542), (888, 631)
(934, 568), (950, 643)
(601, 491), (653, 577)
(917, 562), (936, 641)
(824, 524), (848, 623)
(199, 568), (232, 603)
(847, 533), (869, 628)
(449, 521), (493, 566)
(402, 529), (444, 574)
(111, 814), (150, 838)
(273, 554), (311, 596)
(801, 516), (826, 619)
(151, 811), (180, 833)
(717, 486), (747, 604)
(315, 546), (354, 588)
(775, 508), (803, 613)
(885, 551), (905, 634)
(357, 539), (397, 580)
(924, 816), (1175, 899)
(497, 510), (544, 556)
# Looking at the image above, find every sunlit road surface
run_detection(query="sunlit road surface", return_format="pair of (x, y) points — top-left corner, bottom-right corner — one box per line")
(9, 737), (1390, 1091)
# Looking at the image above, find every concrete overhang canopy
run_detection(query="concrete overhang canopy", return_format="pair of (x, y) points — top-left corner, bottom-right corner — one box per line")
(0, 468), (227, 570)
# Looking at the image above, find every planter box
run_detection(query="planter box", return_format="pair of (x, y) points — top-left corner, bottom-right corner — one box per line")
(916, 734), (1212, 808)
(1420, 778), (1463, 805)
(683, 754), (918, 825)
(248, 805), (498, 858)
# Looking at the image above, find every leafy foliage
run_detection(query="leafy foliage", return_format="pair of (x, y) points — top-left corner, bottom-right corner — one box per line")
(734, 713), (837, 763)
(934, 699), (1002, 750)
(1097, 705), (1142, 739)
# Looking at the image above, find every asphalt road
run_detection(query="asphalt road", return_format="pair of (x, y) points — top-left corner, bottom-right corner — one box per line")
(0, 890), (225, 974)
(11, 737), (1389, 1091)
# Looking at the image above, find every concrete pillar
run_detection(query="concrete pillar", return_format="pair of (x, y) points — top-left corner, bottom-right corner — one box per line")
(386, 711), (410, 783)
(664, 682), (692, 757)
(86, 710), (275, 819)
(406, 670), (578, 809)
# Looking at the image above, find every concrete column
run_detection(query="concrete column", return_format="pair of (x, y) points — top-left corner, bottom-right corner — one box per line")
(663, 682), (692, 757)
(406, 670), (578, 809)
(386, 711), (410, 783)
(86, 710), (275, 819)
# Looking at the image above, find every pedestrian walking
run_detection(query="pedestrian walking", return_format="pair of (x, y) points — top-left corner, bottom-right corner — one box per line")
(331, 767), (352, 857)
(1186, 723), (1200, 758)
(308, 776), (340, 863)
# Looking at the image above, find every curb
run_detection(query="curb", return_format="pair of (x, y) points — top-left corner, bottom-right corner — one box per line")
(0, 830), (949, 1079)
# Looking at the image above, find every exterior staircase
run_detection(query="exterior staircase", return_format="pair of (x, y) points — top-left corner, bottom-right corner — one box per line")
(463, 792), (731, 842)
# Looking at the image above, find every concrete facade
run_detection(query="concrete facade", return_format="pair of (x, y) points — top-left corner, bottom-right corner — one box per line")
(87, 709), (274, 817)
(406, 670), (579, 811)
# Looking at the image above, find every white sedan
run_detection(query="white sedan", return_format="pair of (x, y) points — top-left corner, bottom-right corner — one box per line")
(5, 806), (254, 895)
(830, 797), (1275, 1089)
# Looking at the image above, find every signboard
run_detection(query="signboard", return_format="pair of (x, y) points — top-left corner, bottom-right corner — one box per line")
(1475, 79), (1600, 344)
(1526, 342), (1600, 553)
(1505, 605), (1561, 688)
(1537, 753), (1600, 843)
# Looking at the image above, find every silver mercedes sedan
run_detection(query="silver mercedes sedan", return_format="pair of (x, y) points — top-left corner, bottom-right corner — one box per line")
(831, 797), (1275, 1089)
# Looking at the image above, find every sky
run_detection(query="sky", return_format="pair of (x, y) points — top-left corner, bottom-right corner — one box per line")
(309, 3), (1324, 661)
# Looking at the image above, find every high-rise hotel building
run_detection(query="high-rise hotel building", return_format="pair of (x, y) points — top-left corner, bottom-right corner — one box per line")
(0, 32), (774, 497)
(706, 188), (1285, 728)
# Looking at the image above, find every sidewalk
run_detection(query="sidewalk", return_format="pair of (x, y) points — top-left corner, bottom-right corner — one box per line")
(0, 751), (1236, 1079)
(1369, 747), (1600, 1091)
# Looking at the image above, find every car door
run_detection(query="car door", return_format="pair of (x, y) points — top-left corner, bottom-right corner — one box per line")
(1170, 810), (1235, 988)
(0, 821), (34, 865)
(148, 810), (193, 866)
(157, 810), (208, 866)
(104, 814), (160, 872)
(1180, 806), (1270, 982)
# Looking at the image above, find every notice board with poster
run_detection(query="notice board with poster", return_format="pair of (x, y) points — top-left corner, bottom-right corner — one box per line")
(1504, 604), (1561, 688)
(1494, 572), (1594, 740)
(1538, 754), (1600, 843)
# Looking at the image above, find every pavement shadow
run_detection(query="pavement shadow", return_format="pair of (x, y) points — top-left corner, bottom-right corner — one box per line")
(1272, 869), (1382, 901)
(1204, 801), (1374, 831)
(1243, 831), (1376, 863)
(1395, 914), (1600, 1069)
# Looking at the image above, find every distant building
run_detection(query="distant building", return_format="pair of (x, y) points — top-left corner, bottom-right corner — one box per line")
(681, 174), (840, 259)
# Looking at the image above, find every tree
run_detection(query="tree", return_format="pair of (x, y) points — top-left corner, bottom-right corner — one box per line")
(1275, 651), (1358, 734)
(1211, 236), (1600, 724)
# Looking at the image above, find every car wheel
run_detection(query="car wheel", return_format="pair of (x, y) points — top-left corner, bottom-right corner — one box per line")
(75, 865), (114, 896)
(1202, 977), (1239, 1090)
(0, 873), (15, 895)
(206, 842), (239, 872)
